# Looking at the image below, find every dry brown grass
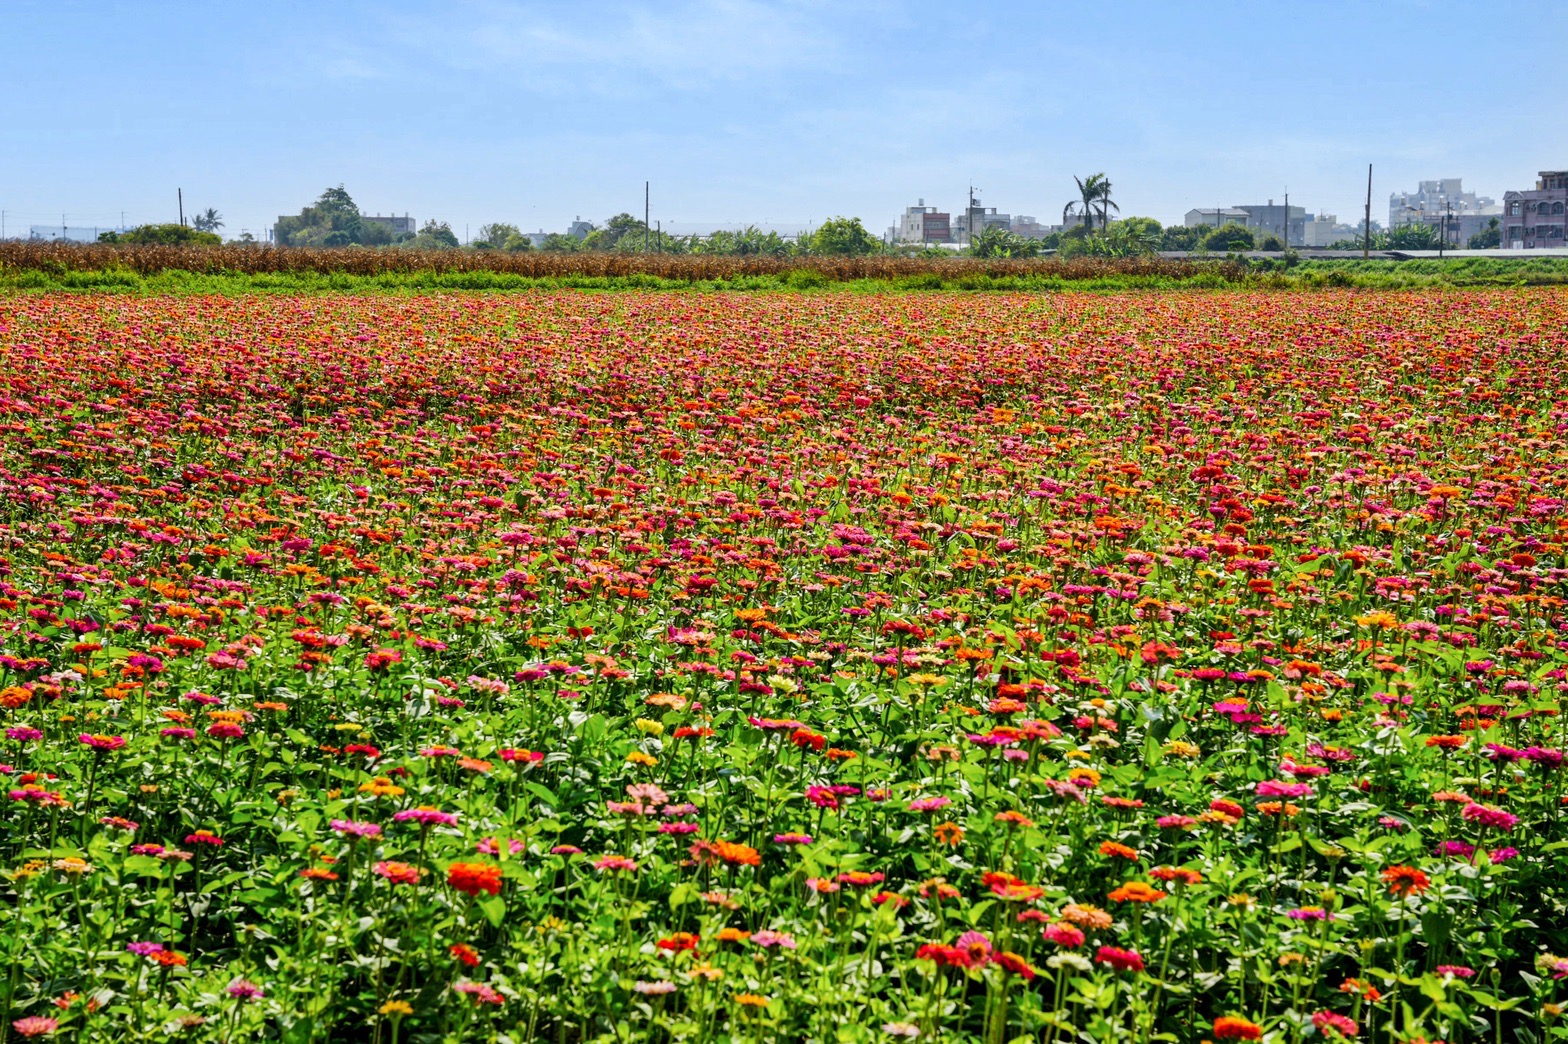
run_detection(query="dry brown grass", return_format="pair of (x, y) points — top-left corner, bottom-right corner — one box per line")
(0, 241), (1244, 283)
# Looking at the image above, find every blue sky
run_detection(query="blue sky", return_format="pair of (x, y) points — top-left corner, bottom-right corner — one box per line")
(3, 0), (1562, 239)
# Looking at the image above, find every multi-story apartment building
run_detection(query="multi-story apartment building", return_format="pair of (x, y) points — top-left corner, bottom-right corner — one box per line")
(1184, 204), (1306, 245)
(892, 201), (952, 244)
(1502, 171), (1568, 250)
(951, 203), (1011, 242)
(1184, 207), (1251, 228)
(1388, 179), (1501, 246)
(1009, 215), (1062, 239)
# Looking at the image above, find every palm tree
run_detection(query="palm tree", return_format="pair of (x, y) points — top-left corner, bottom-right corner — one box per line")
(1090, 174), (1119, 231)
(1069, 174), (1106, 230)
(191, 208), (224, 233)
(1072, 174), (1097, 228)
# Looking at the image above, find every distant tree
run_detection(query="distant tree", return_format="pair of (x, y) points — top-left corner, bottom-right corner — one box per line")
(538, 233), (580, 252)
(1118, 216), (1162, 239)
(970, 226), (1039, 258)
(118, 223), (221, 246)
(1467, 217), (1501, 250)
(276, 185), (364, 246)
(1056, 220), (1158, 259)
(1385, 223), (1441, 250)
(807, 216), (877, 256)
(1105, 219), (1159, 255)
(403, 220), (459, 249)
(357, 221), (395, 247)
(235, 231), (257, 245)
(477, 223), (521, 249)
(1067, 173), (1117, 232)
(499, 233), (534, 252)
(1201, 223), (1254, 252)
(1257, 233), (1285, 251)
(689, 226), (790, 257)
(1159, 225), (1205, 251)
(191, 208), (224, 233)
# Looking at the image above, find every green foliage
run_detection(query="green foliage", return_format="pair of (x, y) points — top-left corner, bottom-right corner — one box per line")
(115, 224), (222, 246)
(1056, 219), (1160, 258)
(1201, 222), (1255, 252)
(402, 220), (460, 250)
(1066, 173), (1118, 231)
(275, 185), (366, 247)
(1385, 223), (1443, 250)
(807, 216), (878, 256)
(1468, 218), (1501, 250)
(1159, 225), (1205, 252)
(476, 223), (521, 251)
(968, 226), (1040, 259)
(1118, 216), (1162, 239)
(688, 226), (791, 257)
(190, 208), (224, 234)
(537, 233), (581, 253)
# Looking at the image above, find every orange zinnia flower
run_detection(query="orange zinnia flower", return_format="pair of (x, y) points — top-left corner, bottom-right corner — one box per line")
(1098, 841), (1139, 860)
(1108, 881), (1167, 903)
(447, 861), (503, 897)
(1381, 865), (1430, 896)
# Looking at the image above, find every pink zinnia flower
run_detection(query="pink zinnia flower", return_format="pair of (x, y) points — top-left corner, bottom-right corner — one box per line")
(393, 807), (459, 826)
(79, 733), (126, 752)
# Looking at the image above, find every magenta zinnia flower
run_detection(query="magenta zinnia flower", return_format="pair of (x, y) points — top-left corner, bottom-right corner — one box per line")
(330, 819), (383, 838)
(79, 733), (125, 751)
(393, 807), (459, 826)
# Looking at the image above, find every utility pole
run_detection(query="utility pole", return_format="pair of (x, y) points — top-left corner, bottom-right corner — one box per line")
(1283, 189), (1289, 249)
(644, 181), (650, 254)
(1363, 165), (1372, 258)
(178, 188), (185, 228)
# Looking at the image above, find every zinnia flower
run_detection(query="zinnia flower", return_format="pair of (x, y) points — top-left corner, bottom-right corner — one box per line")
(1212, 1016), (1263, 1040)
(1381, 865), (1430, 896)
(1095, 945), (1144, 972)
(447, 861), (503, 896)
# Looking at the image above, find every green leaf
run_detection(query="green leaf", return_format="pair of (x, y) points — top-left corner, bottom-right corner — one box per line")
(478, 894), (506, 928)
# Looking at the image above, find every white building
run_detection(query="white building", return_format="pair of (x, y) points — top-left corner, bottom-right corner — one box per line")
(1301, 213), (1350, 248)
(1184, 207), (1250, 228)
(1390, 178), (1502, 247)
(1389, 179), (1496, 228)
(1010, 215), (1064, 239)
(892, 200), (952, 244)
(951, 203), (1011, 242)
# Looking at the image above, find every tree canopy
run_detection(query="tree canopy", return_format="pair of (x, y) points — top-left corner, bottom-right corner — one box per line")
(274, 186), (413, 247)
(807, 217), (878, 256)
(99, 224), (221, 246)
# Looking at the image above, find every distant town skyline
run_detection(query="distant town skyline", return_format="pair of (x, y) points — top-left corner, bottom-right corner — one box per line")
(3, 0), (1563, 242)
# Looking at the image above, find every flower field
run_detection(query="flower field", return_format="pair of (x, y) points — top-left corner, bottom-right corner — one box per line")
(2, 289), (1568, 1043)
